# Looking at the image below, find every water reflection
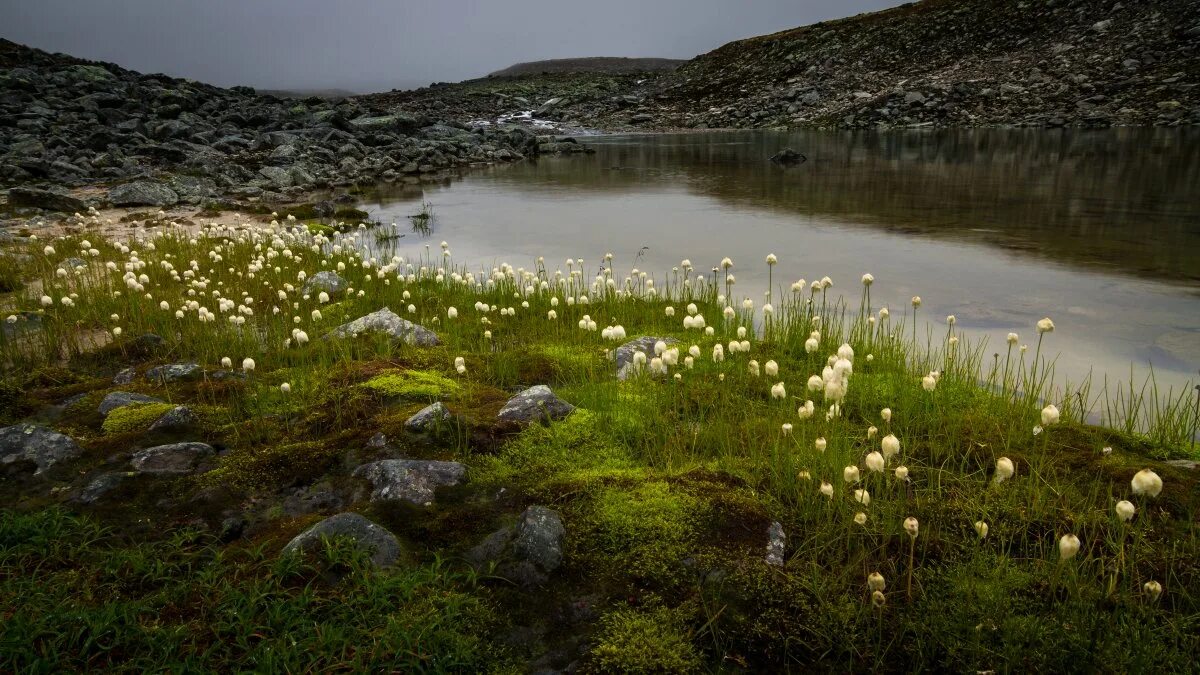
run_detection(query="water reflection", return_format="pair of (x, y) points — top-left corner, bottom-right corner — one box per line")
(358, 129), (1199, 397)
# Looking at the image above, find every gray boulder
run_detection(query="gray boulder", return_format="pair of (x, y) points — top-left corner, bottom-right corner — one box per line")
(353, 459), (466, 505)
(7, 186), (87, 213)
(301, 271), (348, 298)
(467, 505), (565, 586)
(147, 405), (197, 432)
(145, 362), (202, 384)
(130, 442), (214, 474)
(766, 521), (786, 566)
(113, 368), (137, 385)
(614, 337), (676, 381)
(0, 424), (83, 474)
(282, 512), (401, 567)
(497, 385), (574, 423)
(75, 471), (133, 504)
(405, 402), (450, 432)
(108, 181), (179, 207)
(323, 308), (439, 346)
(98, 391), (164, 416)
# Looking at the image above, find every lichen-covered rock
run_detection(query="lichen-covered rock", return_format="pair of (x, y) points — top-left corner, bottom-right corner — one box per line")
(108, 180), (179, 206)
(282, 512), (401, 568)
(130, 442), (214, 474)
(98, 391), (164, 416)
(467, 505), (566, 586)
(497, 385), (575, 423)
(766, 521), (786, 566)
(112, 367), (137, 385)
(614, 336), (676, 380)
(0, 424), (82, 474)
(75, 471), (133, 504)
(301, 271), (348, 298)
(404, 402), (450, 432)
(323, 308), (440, 346)
(147, 405), (197, 432)
(145, 362), (202, 384)
(352, 459), (466, 505)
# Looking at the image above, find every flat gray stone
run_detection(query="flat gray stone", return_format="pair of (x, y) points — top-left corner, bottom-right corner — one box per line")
(108, 180), (179, 207)
(302, 271), (348, 298)
(282, 513), (401, 568)
(6, 186), (87, 213)
(113, 368), (137, 385)
(353, 459), (466, 505)
(324, 308), (440, 346)
(0, 424), (83, 474)
(130, 442), (213, 474)
(145, 362), (202, 384)
(614, 336), (675, 380)
(405, 402), (450, 432)
(148, 405), (197, 432)
(766, 521), (786, 566)
(98, 391), (164, 416)
(497, 385), (575, 423)
(75, 471), (133, 504)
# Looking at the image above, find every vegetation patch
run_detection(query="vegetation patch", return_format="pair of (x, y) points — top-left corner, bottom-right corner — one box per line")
(360, 368), (462, 400)
(589, 604), (702, 673)
(100, 402), (177, 434)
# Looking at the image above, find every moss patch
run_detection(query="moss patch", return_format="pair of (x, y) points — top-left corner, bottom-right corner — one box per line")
(200, 439), (344, 492)
(101, 402), (177, 434)
(360, 369), (462, 401)
(584, 481), (707, 585)
(590, 605), (701, 673)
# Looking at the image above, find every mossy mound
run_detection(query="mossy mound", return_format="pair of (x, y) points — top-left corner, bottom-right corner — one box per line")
(200, 439), (345, 492)
(590, 604), (702, 673)
(101, 402), (177, 434)
(360, 369), (462, 401)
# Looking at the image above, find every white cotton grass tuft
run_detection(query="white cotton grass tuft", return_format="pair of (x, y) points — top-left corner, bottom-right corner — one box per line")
(280, 382), (291, 394)
(1131, 469), (1163, 497)
(974, 521), (988, 539)
(881, 408), (892, 423)
(1114, 500), (1136, 522)
(868, 571), (885, 592)
(815, 437), (827, 452)
(894, 466), (909, 481)
(994, 457), (1015, 484)
(764, 360), (778, 377)
(903, 517), (919, 538)
(1143, 580), (1163, 602)
(855, 512), (868, 526)
(1041, 404), (1060, 426)
(843, 465), (861, 484)
(242, 358), (256, 372)
(1058, 534), (1080, 560)
(770, 381), (786, 399)
(865, 451), (885, 473)
(454, 356), (467, 374)
(797, 400), (815, 420)
(819, 482), (834, 498)
(854, 489), (870, 506)
(1037, 317), (1055, 334)
(881, 434), (900, 460)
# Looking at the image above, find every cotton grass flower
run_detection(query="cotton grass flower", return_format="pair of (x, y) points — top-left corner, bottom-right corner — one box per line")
(994, 457), (1015, 484)
(881, 434), (900, 460)
(764, 360), (778, 377)
(1041, 404), (1060, 426)
(770, 381), (786, 399)
(868, 572), (885, 592)
(797, 400), (815, 419)
(903, 517), (919, 538)
(1114, 500), (1136, 522)
(867, 426), (877, 439)
(1143, 580), (1163, 602)
(1037, 317), (1055, 334)
(242, 358), (255, 372)
(881, 408), (892, 423)
(855, 512), (868, 525)
(871, 590), (886, 608)
(221, 357), (233, 368)
(819, 482), (834, 498)
(1131, 469), (1163, 497)
(921, 374), (937, 391)
(781, 423), (793, 435)
(894, 465), (909, 480)
(447, 307), (458, 319)
(854, 489), (870, 506)
(280, 382), (291, 394)
(865, 451), (885, 473)
(1058, 534), (1080, 560)
(843, 465), (861, 484)
(454, 356), (467, 374)
(815, 437), (827, 452)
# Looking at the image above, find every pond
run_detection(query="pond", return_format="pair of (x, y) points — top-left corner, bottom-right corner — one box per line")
(358, 129), (1200, 401)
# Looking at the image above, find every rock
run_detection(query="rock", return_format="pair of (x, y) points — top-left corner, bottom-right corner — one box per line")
(323, 308), (440, 346)
(365, 432), (389, 449)
(769, 148), (807, 166)
(903, 91), (926, 104)
(766, 521), (785, 566)
(282, 483), (347, 517)
(614, 337), (676, 380)
(147, 405), (197, 432)
(536, 97), (564, 115)
(282, 512), (401, 567)
(98, 391), (164, 416)
(107, 180), (179, 207)
(301, 271), (348, 298)
(6, 186), (87, 212)
(145, 362), (202, 384)
(467, 505), (566, 586)
(75, 471), (132, 504)
(405, 402), (451, 432)
(113, 368), (137, 385)
(129, 442), (214, 474)
(497, 385), (575, 423)
(629, 113), (655, 123)
(1165, 459), (1198, 471)
(800, 91), (821, 105)
(0, 424), (83, 474)
(352, 459), (466, 505)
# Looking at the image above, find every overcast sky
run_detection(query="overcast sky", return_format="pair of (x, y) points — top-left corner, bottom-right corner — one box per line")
(1, 0), (900, 93)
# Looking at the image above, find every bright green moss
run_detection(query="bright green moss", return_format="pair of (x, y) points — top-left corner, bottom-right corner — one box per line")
(360, 369), (462, 400)
(590, 605), (701, 674)
(101, 403), (177, 434)
(200, 440), (341, 491)
(587, 480), (705, 583)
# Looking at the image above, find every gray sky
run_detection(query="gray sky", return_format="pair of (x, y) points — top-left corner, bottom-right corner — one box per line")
(1, 0), (900, 93)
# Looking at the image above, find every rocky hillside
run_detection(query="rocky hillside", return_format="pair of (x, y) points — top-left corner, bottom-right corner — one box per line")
(647, 0), (1200, 129)
(487, 57), (684, 77)
(0, 39), (588, 204)
(369, 0), (1200, 132)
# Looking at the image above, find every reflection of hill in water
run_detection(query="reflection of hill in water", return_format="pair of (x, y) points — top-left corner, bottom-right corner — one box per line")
(368, 129), (1200, 285)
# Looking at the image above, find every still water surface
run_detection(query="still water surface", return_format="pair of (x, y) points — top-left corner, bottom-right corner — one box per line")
(358, 129), (1200, 398)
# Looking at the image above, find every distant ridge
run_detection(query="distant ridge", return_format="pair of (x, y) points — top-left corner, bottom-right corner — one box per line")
(488, 57), (684, 77)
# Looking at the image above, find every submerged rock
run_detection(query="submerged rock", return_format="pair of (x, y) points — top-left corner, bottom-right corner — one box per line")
(282, 512), (401, 567)
(145, 362), (203, 384)
(352, 459), (466, 505)
(98, 391), (164, 416)
(614, 336), (676, 380)
(324, 308), (440, 346)
(497, 385), (575, 423)
(130, 442), (214, 474)
(467, 505), (566, 586)
(769, 148), (807, 165)
(0, 424), (83, 474)
(405, 402), (451, 432)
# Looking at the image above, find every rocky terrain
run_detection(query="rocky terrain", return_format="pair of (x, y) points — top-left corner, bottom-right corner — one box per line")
(487, 57), (684, 77)
(0, 39), (591, 212)
(369, 0), (1200, 131)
